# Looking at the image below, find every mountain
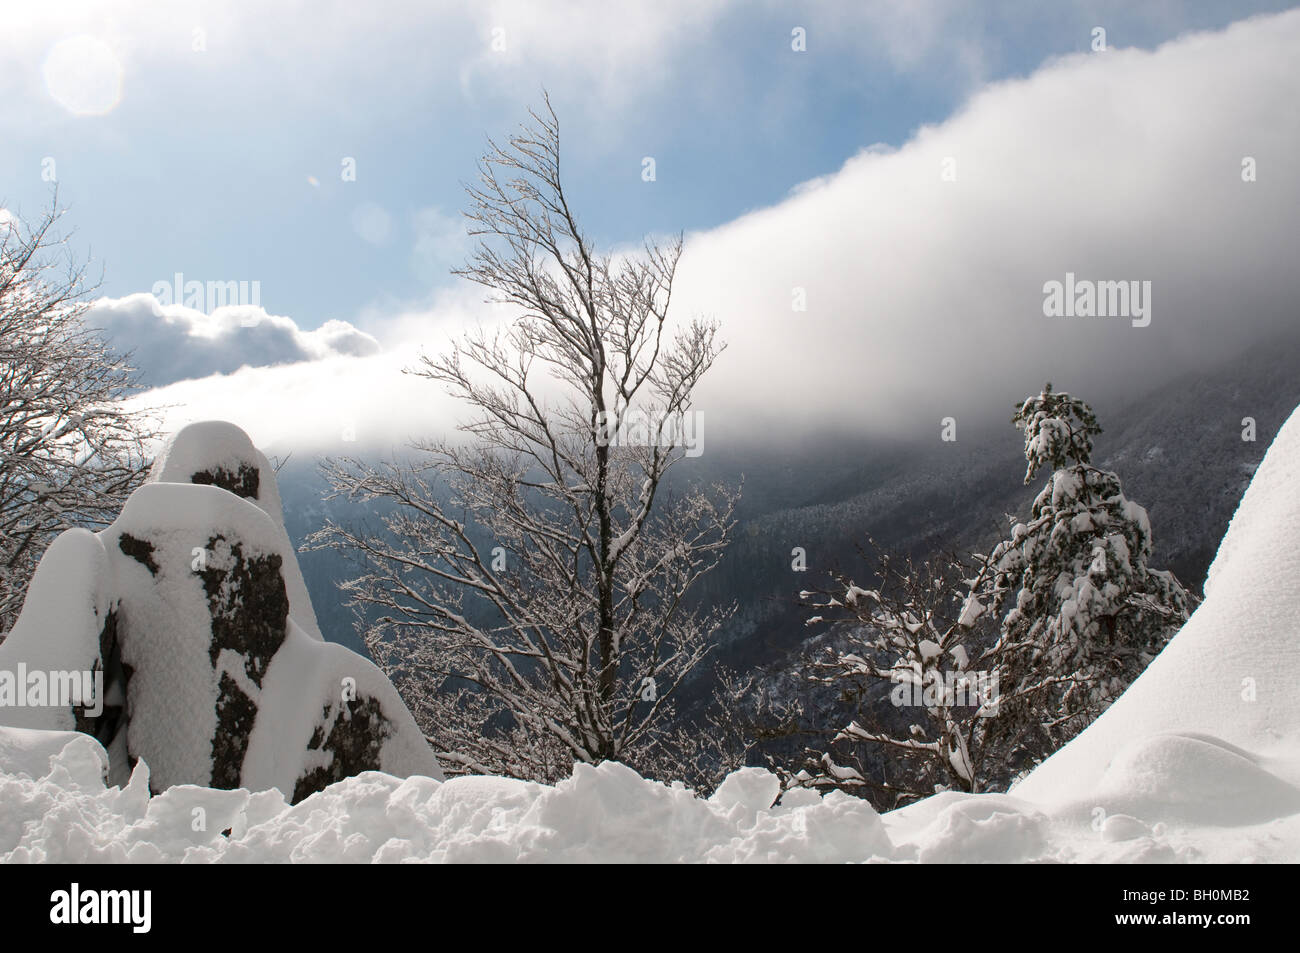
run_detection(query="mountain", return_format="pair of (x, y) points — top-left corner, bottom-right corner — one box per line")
(269, 329), (1300, 733)
(691, 329), (1300, 682)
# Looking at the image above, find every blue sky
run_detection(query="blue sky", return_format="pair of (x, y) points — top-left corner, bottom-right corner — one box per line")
(5, 0), (1294, 331)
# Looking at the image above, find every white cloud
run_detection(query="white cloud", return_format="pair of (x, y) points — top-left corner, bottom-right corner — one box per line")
(0, 1), (735, 127)
(87, 293), (381, 388)
(350, 203), (394, 246)
(678, 10), (1300, 440)
(41, 33), (123, 115)
(457, 0), (732, 104)
(813, 0), (994, 91)
(127, 346), (455, 458)
(128, 11), (1300, 455)
(122, 282), (510, 454)
(0, 0), (1279, 136)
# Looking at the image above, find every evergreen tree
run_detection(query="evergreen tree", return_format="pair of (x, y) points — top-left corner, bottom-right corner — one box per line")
(977, 384), (1193, 765)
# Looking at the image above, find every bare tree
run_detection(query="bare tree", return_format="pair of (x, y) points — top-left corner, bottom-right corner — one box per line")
(0, 196), (155, 636)
(306, 96), (738, 783)
(797, 543), (1012, 808)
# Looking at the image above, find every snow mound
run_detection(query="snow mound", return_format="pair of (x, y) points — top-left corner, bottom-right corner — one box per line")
(0, 422), (441, 801)
(0, 530), (110, 733)
(0, 737), (892, 863)
(149, 420), (322, 640)
(1087, 732), (1300, 824)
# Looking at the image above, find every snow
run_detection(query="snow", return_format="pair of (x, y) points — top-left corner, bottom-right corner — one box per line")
(0, 741), (892, 863)
(1, 422), (440, 797)
(0, 530), (109, 731)
(149, 420), (323, 641)
(956, 593), (984, 629)
(1011, 399), (1300, 806)
(3, 405), (1300, 862)
(238, 616), (441, 796)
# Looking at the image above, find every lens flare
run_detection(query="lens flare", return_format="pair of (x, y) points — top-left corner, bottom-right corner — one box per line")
(43, 34), (123, 116)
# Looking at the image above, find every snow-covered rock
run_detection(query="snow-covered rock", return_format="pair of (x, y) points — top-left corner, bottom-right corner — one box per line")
(0, 421), (441, 801)
(149, 420), (323, 641)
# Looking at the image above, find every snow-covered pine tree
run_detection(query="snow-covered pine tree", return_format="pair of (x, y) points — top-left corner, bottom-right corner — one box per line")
(976, 383), (1193, 765)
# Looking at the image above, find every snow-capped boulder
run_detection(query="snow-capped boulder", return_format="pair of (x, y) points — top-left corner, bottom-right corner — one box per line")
(0, 421), (441, 800)
(149, 420), (323, 641)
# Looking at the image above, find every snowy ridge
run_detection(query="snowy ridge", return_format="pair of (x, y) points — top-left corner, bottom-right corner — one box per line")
(3, 407), (1300, 862)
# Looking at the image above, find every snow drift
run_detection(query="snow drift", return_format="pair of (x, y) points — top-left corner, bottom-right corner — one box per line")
(4, 407), (1300, 862)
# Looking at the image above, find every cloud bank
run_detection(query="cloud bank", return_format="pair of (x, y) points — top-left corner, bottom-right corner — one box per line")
(677, 10), (1300, 442)
(127, 11), (1300, 456)
(88, 294), (380, 388)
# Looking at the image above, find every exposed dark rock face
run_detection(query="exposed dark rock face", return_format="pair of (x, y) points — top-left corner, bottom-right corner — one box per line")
(196, 536), (288, 680)
(211, 672), (260, 789)
(117, 534), (158, 575)
(73, 607), (128, 750)
(195, 535), (290, 788)
(190, 464), (260, 500)
(292, 697), (392, 804)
